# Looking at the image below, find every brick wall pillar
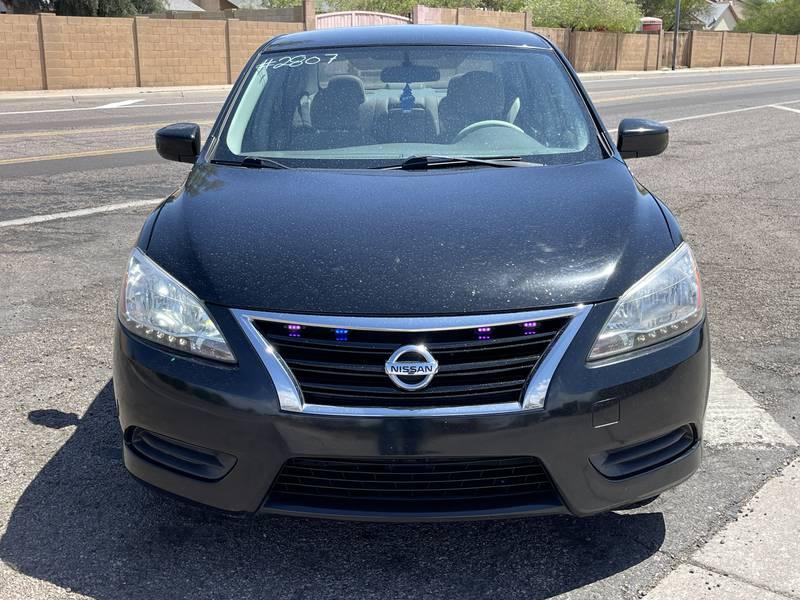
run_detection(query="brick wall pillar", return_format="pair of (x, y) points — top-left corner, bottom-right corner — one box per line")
(37, 13), (51, 90)
(225, 18), (234, 84)
(133, 16), (146, 87)
(771, 34), (778, 65)
(303, 0), (315, 31)
(655, 29), (663, 70)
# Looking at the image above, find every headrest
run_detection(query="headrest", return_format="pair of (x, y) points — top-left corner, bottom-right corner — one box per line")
(311, 75), (366, 131)
(446, 71), (505, 117)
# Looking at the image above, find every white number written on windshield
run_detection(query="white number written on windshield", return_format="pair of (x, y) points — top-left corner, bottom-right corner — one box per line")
(261, 54), (339, 70)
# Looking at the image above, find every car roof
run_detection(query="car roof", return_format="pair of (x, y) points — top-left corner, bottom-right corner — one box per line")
(262, 25), (551, 53)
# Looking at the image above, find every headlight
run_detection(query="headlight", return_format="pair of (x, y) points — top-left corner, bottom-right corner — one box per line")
(119, 248), (235, 362)
(588, 243), (703, 361)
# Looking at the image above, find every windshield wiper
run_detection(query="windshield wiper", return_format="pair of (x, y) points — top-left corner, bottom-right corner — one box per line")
(381, 155), (543, 171)
(211, 156), (291, 169)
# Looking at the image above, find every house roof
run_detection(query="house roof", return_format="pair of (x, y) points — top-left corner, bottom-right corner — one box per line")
(162, 0), (205, 11)
(696, 1), (739, 29)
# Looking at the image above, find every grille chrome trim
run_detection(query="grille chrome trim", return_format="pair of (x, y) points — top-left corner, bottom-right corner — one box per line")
(232, 305), (591, 417)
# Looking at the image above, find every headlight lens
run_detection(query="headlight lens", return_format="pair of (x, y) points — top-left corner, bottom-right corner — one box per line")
(588, 243), (703, 361)
(119, 248), (235, 362)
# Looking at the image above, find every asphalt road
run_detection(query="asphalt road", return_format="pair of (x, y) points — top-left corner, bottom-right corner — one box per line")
(1, 65), (799, 600)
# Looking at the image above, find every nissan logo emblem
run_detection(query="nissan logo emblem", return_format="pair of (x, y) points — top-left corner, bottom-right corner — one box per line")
(384, 344), (439, 391)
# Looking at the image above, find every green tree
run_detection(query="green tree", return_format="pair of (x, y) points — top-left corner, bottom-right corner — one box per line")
(97, 0), (136, 16)
(7, 0), (53, 13)
(55, 0), (161, 15)
(526, 0), (642, 32)
(737, 0), (800, 34)
(132, 0), (164, 13)
(636, 0), (710, 30)
(53, 0), (98, 15)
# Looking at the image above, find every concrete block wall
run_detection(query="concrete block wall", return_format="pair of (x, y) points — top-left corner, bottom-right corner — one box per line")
(228, 18), (303, 78)
(617, 33), (660, 71)
(0, 15), (43, 91)
(2, 8), (800, 92)
(749, 33), (776, 65)
(528, 27), (569, 54)
(136, 18), (228, 86)
(774, 35), (797, 64)
(39, 15), (137, 89)
(721, 32), (750, 66)
(690, 31), (724, 67)
(413, 5), (457, 25)
(456, 8), (525, 30)
(662, 31), (691, 68)
(570, 31), (618, 72)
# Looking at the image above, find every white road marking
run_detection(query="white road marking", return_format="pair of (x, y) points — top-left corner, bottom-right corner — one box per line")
(704, 362), (797, 448)
(95, 99), (145, 109)
(0, 198), (162, 229)
(661, 99), (800, 125)
(770, 104), (800, 114)
(0, 100), (222, 117)
(2, 98), (799, 227)
(607, 99), (800, 133)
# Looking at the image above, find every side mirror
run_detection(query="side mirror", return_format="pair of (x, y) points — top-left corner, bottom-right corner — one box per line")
(617, 118), (668, 159)
(155, 123), (201, 163)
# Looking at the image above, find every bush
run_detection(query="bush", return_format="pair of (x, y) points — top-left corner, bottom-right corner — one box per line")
(526, 0), (642, 32)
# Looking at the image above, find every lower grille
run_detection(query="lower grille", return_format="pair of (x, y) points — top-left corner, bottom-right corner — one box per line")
(126, 427), (236, 481)
(591, 425), (697, 479)
(266, 456), (561, 513)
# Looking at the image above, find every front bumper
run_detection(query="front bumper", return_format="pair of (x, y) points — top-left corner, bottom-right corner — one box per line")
(113, 301), (710, 521)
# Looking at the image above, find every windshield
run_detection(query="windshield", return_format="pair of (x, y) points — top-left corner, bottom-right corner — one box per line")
(214, 45), (604, 168)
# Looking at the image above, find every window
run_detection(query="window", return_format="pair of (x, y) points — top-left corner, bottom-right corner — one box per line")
(216, 45), (604, 169)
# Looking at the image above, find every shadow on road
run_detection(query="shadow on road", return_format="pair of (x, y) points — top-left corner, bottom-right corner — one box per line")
(0, 380), (666, 599)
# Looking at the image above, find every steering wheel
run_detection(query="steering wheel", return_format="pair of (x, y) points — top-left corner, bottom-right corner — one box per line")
(454, 120), (525, 142)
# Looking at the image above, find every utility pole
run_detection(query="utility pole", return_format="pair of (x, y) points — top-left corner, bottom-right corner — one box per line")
(672, 0), (681, 70)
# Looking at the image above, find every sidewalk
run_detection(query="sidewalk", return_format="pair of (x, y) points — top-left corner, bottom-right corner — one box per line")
(579, 63), (800, 81)
(646, 456), (800, 599)
(0, 85), (232, 102)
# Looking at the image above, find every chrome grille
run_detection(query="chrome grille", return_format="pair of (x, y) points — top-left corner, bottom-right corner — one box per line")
(253, 316), (570, 410)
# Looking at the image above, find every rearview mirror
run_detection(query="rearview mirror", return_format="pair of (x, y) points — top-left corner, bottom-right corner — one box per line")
(381, 64), (440, 83)
(617, 118), (668, 159)
(156, 123), (201, 163)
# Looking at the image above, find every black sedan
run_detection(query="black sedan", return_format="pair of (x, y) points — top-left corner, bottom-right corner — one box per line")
(113, 25), (709, 520)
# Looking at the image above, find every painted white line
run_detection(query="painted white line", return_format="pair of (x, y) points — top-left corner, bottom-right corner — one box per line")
(0, 100), (222, 117)
(2, 98), (798, 227)
(770, 103), (800, 114)
(704, 362), (797, 448)
(661, 99), (800, 125)
(0, 198), (162, 229)
(95, 98), (145, 109)
(607, 99), (800, 133)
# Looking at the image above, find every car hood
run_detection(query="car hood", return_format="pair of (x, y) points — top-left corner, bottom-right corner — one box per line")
(146, 159), (674, 315)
